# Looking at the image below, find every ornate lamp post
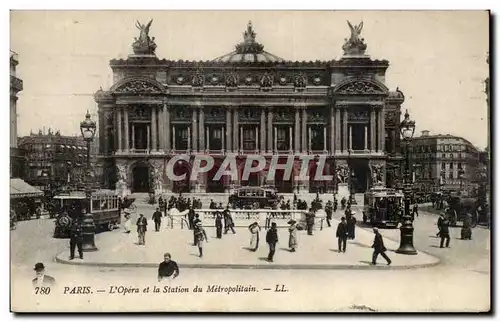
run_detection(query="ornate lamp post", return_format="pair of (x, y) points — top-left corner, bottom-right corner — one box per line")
(349, 169), (357, 205)
(396, 110), (417, 255)
(80, 110), (98, 252)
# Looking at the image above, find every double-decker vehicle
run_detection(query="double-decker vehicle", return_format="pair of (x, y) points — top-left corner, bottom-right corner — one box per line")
(363, 187), (404, 228)
(229, 187), (279, 209)
(52, 190), (121, 238)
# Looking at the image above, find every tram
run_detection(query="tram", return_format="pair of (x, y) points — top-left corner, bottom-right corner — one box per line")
(362, 187), (404, 228)
(228, 187), (279, 209)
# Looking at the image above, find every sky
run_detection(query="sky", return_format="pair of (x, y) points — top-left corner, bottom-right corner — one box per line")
(9, 10), (490, 148)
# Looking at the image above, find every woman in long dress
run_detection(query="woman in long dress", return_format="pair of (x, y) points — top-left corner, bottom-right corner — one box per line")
(288, 220), (298, 252)
(123, 212), (131, 233)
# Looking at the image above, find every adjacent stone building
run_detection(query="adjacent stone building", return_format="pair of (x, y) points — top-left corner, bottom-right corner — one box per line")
(10, 50), (24, 178)
(95, 20), (405, 196)
(411, 130), (480, 194)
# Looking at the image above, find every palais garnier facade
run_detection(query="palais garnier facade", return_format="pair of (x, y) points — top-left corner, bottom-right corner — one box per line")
(94, 20), (405, 196)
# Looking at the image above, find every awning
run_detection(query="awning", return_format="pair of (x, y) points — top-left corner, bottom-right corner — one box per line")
(10, 178), (44, 199)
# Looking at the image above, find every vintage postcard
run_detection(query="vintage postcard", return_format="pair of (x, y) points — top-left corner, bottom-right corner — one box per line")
(9, 10), (490, 312)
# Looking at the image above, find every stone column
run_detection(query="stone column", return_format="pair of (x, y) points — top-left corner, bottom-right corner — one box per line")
(267, 110), (273, 153)
(221, 127), (225, 153)
(301, 108), (307, 152)
(124, 108), (129, 152)
(158, 106), (164, 152)
(294, 107), (300, 152)
(335, 108), (341, 154)
(131, 124), (135, 150)
(323, 126), (327, 152)
(308, 127), (312, 151)
(192, 109), (198, 152)
(103, 111), (110, 154)
(172, 126), (176, 150)
(349, 125), (353, 150)
(289, 126), (293, 152)
(164, 104), (171, 152)
(146, 124), (150, 151)
(364, 125), (368, 150)
(255, 127), (259, 152)
(151, 106), (157, 152)
(330, 106), (335, 153)
(370, 109), (376, 152)
(343, 109), (348, 153)
(391, 130), (396, 153)
(206, 127), (210, 151)
(198, 107), (205, 152)
(377, 109), (383, 152)
(226, 108), (232, 152)
(380, 107), (386, 153)
(117, 108), (122, 152)
(240, 127), (243, 151)
(233, 109), (239, 152)
(187, 126), (191, 151)
(274, 126), (278, 152)
(260, 109), (266, 152)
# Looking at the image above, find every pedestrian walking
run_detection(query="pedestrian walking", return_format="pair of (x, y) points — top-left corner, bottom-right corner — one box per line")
(188, 207), (195, 230)
(152, 207), (162, 232)
(136, 213), (148, 245)
(157, 253), (179, 282)
(413, 204), (419, 218)
(215, 212), (223, 239)
(347, 211), (357, 240)
(306, 209), (315, 236)
(336, 217), (348, 253)
(439, 215), (451, 248)
(287, 219), (298, 252)
(194, 222), (208, 258)
(371, 227), (392, 265)
(436, 213), (445, 237)
(461, 213), (473, 240)
(69, 218), (83, 260)
(123, 211), (131, 233)
(192, 214), (201, 246)
(248, 221), (261, 251)
(333, 198), (338, 212)
(325, 201), (333, 227)
(266, 222), (279, 262)
(224, 207), (236, 234)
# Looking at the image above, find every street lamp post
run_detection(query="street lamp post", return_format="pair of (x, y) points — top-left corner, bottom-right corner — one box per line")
(396, 110), (417, 255)
(349, 170), (357, 205)
(80, 110), (98, 252)
(458, 168), (465, 192)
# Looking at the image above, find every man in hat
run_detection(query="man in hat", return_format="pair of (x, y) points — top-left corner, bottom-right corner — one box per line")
(192, 214), (201, 245)
(136, 213), (148, 245)
(306, 209), (315, 236)
(32, 263), (56, 287)
(157, 253), (179, 282)
(215, 212), (223, 239)
(266, 222), (279, 262)
(69, 217), (83, 260)
(194, 222), (208, 258)
(371, 227), (392, 265)
(152, 207), (162, 232)
(224, 206), (236, 234)
(248, 221), (261, 251)
(325, 201), (333, 227)
(336, 217), (348, 253)
(439, 215), (451, 248)
(437, 213), (445, 237)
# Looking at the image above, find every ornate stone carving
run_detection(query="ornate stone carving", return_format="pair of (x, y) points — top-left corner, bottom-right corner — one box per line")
(370, 163), (385, 186)
(342, 21), (367, 56)
(235, 21), (265, 54)
(205, 108), (225, 122)
(171, 107), (191, 121)
(348, 108), (370, 122)
(337, 80), (384, 95)
(278, 75), (287, 86)
(307, 110), (325, 123)
(386, 111), (397, 126)
(115, 80), (163, 94)
(274, 109), (294, 122)
(192, 69), (205, 87)
(132, 19), (157, 55)
(149, 161), (164, 194)
(225, 73), (239, 87)
(294, 73), (307, 88)
(175, 75), (186, 85)
(130, 106), (151, 121)
(244, 74), (253, 85)
(240, 108), (259, 121)
(313, 75), (322, 85)
(260, 73), (273, 88)
(209, 74), (220, 85)
(336, 164), (349, 184)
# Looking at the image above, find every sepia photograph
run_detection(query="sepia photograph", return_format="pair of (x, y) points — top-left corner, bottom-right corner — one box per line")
(8, 9), (490, 312)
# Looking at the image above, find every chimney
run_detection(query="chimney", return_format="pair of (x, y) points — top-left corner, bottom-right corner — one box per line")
(421, 130), (430, 137)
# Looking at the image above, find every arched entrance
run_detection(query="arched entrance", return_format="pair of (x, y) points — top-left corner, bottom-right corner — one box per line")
(132, 163), (150, 193)
(172, 160), (191, 193)
(348, 159), (370, 193)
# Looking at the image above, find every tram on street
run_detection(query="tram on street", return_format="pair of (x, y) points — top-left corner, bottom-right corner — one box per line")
(228, 187), (279, 209)
(52, 190), (121, 238)
(362, 187), (404, 228)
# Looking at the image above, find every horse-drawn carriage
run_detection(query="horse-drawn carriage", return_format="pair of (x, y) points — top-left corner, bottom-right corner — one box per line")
(445, 195), (479, 228)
